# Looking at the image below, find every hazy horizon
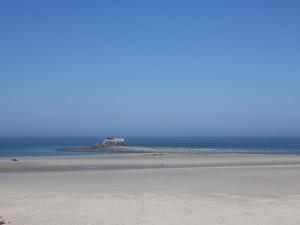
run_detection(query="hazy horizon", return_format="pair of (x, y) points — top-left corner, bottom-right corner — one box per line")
(1, 135), (300, 139)
(1, 1), (300, 137)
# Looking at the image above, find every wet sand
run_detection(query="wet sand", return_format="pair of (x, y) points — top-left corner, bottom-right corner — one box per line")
(0, 154), (300, 225)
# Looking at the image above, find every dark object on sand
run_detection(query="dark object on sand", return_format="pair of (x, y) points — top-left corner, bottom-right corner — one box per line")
(11, 158), (18, 162)
(0, 216), (5, 225)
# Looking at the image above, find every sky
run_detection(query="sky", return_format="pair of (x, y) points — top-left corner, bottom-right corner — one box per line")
(0, 0), (300, 137)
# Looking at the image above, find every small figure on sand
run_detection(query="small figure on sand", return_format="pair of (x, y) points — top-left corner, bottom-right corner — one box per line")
(0, 216), (5, 225)
(11, 158), (18, 162)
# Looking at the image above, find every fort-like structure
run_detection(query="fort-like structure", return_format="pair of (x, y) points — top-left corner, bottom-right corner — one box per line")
(102, 138), (125, 146)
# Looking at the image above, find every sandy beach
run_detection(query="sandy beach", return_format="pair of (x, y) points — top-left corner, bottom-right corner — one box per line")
(1, 153), (300, 225)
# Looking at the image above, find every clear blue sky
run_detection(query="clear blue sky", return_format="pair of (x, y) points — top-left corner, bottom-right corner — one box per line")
(1, 0), (299, 137)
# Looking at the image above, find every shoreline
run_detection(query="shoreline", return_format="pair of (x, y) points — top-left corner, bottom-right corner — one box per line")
(1, 153), (300, 173)
(58, 145), (300, 155)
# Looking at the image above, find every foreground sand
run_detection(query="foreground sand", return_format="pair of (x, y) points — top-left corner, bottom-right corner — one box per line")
(0, 154), (300, 225)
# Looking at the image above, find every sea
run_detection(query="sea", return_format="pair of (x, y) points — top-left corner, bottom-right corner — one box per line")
(0, 137), (300, 158)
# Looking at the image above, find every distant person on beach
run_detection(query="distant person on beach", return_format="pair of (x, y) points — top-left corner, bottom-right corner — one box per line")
(0, 216), (5, 225)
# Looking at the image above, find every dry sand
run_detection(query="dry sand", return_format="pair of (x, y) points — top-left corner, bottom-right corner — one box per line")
(0, 154), (300, 225)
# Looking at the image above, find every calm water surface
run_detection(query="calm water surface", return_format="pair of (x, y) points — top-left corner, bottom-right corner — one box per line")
(0, 137), (300, 157)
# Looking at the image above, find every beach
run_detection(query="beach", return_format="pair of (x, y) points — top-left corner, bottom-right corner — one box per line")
(1, 153), (300, 225)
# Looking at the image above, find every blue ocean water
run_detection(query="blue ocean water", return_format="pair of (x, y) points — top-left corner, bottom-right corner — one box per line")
(0, 137), (300, 157)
